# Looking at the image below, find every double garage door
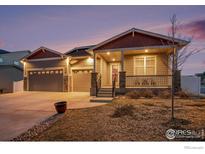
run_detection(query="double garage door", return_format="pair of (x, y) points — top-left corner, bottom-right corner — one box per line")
(72, 69), (91, 92)
(28, 69), (63, 92)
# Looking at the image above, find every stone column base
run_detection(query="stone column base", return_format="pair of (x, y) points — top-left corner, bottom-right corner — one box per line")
(23, 77), (27, 91)
(119, 71), (126, 94)
(90, 72), (98, 96)
(63, 76), (68, 92)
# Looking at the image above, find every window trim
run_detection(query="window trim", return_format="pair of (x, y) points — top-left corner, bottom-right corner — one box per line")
(133, 55), (157, 75)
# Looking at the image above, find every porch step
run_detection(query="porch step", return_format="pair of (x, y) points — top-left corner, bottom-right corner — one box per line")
(97, 94), (113, 97)
(90, 97), (113, 103)
(97, 88), (113, 98)
(99, 88), (112, 91)
(98, 91), (112, 94)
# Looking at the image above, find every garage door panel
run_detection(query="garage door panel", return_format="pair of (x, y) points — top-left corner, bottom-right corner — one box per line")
(73, 70), (91, 92)
(28, 70), (63, 92)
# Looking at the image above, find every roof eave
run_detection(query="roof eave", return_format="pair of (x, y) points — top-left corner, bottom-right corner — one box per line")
(23, 46), (65, 60)
(89, 28), (190, 51)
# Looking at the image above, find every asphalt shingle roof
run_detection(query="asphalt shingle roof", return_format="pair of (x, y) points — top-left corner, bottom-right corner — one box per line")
(66, 45), (95, 57)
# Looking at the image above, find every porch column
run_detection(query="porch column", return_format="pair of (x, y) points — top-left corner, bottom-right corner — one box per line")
(90, 52), (97, 96)
(90, 72), (98, 96)
(120, 50), (124, 71)
(23, 61), (28, 91)
(93, 52), (96, 73)
(119, 71), (126, 94)
(119, 50), (126, 94)
(23, 77), (28, 91)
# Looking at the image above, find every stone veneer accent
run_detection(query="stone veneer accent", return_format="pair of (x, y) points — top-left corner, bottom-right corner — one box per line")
(23, 77), (27, 91)
(63, 76), (68, 92)
(90, 72), (97, 96)
(119, 71), (126, 94)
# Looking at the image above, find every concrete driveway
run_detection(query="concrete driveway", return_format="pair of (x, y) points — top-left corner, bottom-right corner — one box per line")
(0, 92), (106, 141)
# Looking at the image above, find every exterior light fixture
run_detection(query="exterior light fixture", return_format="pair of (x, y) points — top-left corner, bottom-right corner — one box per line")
(145, 49), (148, 53)
(112, 58), (115, 61)
(87, 57), (93, 64)
(107, 52), (110, 55)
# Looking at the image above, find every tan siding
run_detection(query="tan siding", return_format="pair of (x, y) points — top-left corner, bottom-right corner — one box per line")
(124, 55), (134, 76)
(156, 54), (168, 75)
(26, 59), (67, 69)
(96, 58), (101, 73)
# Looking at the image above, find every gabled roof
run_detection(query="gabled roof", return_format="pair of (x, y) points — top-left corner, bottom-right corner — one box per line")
(89, 28), (190, 51)
(23, 46), (65, 60)
(65, 45), (95, 57)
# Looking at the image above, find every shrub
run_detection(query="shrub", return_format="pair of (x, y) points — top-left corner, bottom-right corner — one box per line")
(125, 90), (141, 99)
(160, 90), (171, 99)
(176, 91), (190, 99)
(152, 90), (160, 96)
(112, 104), (135, 118)
(141, 89), (154, 98)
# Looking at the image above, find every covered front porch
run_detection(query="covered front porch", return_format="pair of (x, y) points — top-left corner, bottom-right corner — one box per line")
(90, 46), (172, 96)
(88, 28), (188, 96)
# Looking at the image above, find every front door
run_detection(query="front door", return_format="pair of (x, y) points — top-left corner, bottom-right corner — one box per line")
(110, 63), (120, 85)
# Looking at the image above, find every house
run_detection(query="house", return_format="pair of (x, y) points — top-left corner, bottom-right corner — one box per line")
(22, 28), (189, 96)
(0, 50), (31, 93)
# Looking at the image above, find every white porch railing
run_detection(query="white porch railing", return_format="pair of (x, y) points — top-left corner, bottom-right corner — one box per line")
(126, 75), (172, 88)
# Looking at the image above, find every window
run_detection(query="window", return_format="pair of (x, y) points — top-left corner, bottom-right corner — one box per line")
(135, 57), (144, 75)
(134, 56), (156, 75)
(0, 57), (3, 63)
(14, 61), (20, 66)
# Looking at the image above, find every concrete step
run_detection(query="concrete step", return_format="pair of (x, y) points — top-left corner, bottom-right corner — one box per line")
(90, 97), (113, 103)
(98, 91), (112, 94)
(97, 93), (113, 97)
(99, 89), (112, 92)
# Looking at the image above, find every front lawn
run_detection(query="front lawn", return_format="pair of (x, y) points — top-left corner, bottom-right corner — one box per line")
(32, 97), (205, 141)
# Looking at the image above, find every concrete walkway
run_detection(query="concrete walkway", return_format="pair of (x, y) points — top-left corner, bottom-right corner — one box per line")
(0, 92), (106, 141)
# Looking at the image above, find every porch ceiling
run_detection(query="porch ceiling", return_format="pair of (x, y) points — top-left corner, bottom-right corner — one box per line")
(97, 47), (172, 62)
(99, 51), (121, 62)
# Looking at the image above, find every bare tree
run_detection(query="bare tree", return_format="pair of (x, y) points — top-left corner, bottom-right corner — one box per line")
(165, 14), (204, 72)
(166, 14), (204, 120)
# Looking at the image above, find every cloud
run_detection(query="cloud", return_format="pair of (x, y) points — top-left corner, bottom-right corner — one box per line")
(181, 19), (205, 40)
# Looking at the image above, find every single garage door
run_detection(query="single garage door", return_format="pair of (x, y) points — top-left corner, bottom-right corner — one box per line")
(72, 69), (91, 92)
(28, 69), (63, 92)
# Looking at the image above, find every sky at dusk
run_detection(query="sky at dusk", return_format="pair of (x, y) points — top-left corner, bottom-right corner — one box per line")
(0, 5), (205, 75)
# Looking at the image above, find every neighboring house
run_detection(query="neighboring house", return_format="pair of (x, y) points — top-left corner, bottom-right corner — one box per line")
(22, 28), (189, 96)
(0, 50), (31, 93)
(196, 72), (205, 86)
(181, 75), (201, 95)
(196, 72), (205, 94)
